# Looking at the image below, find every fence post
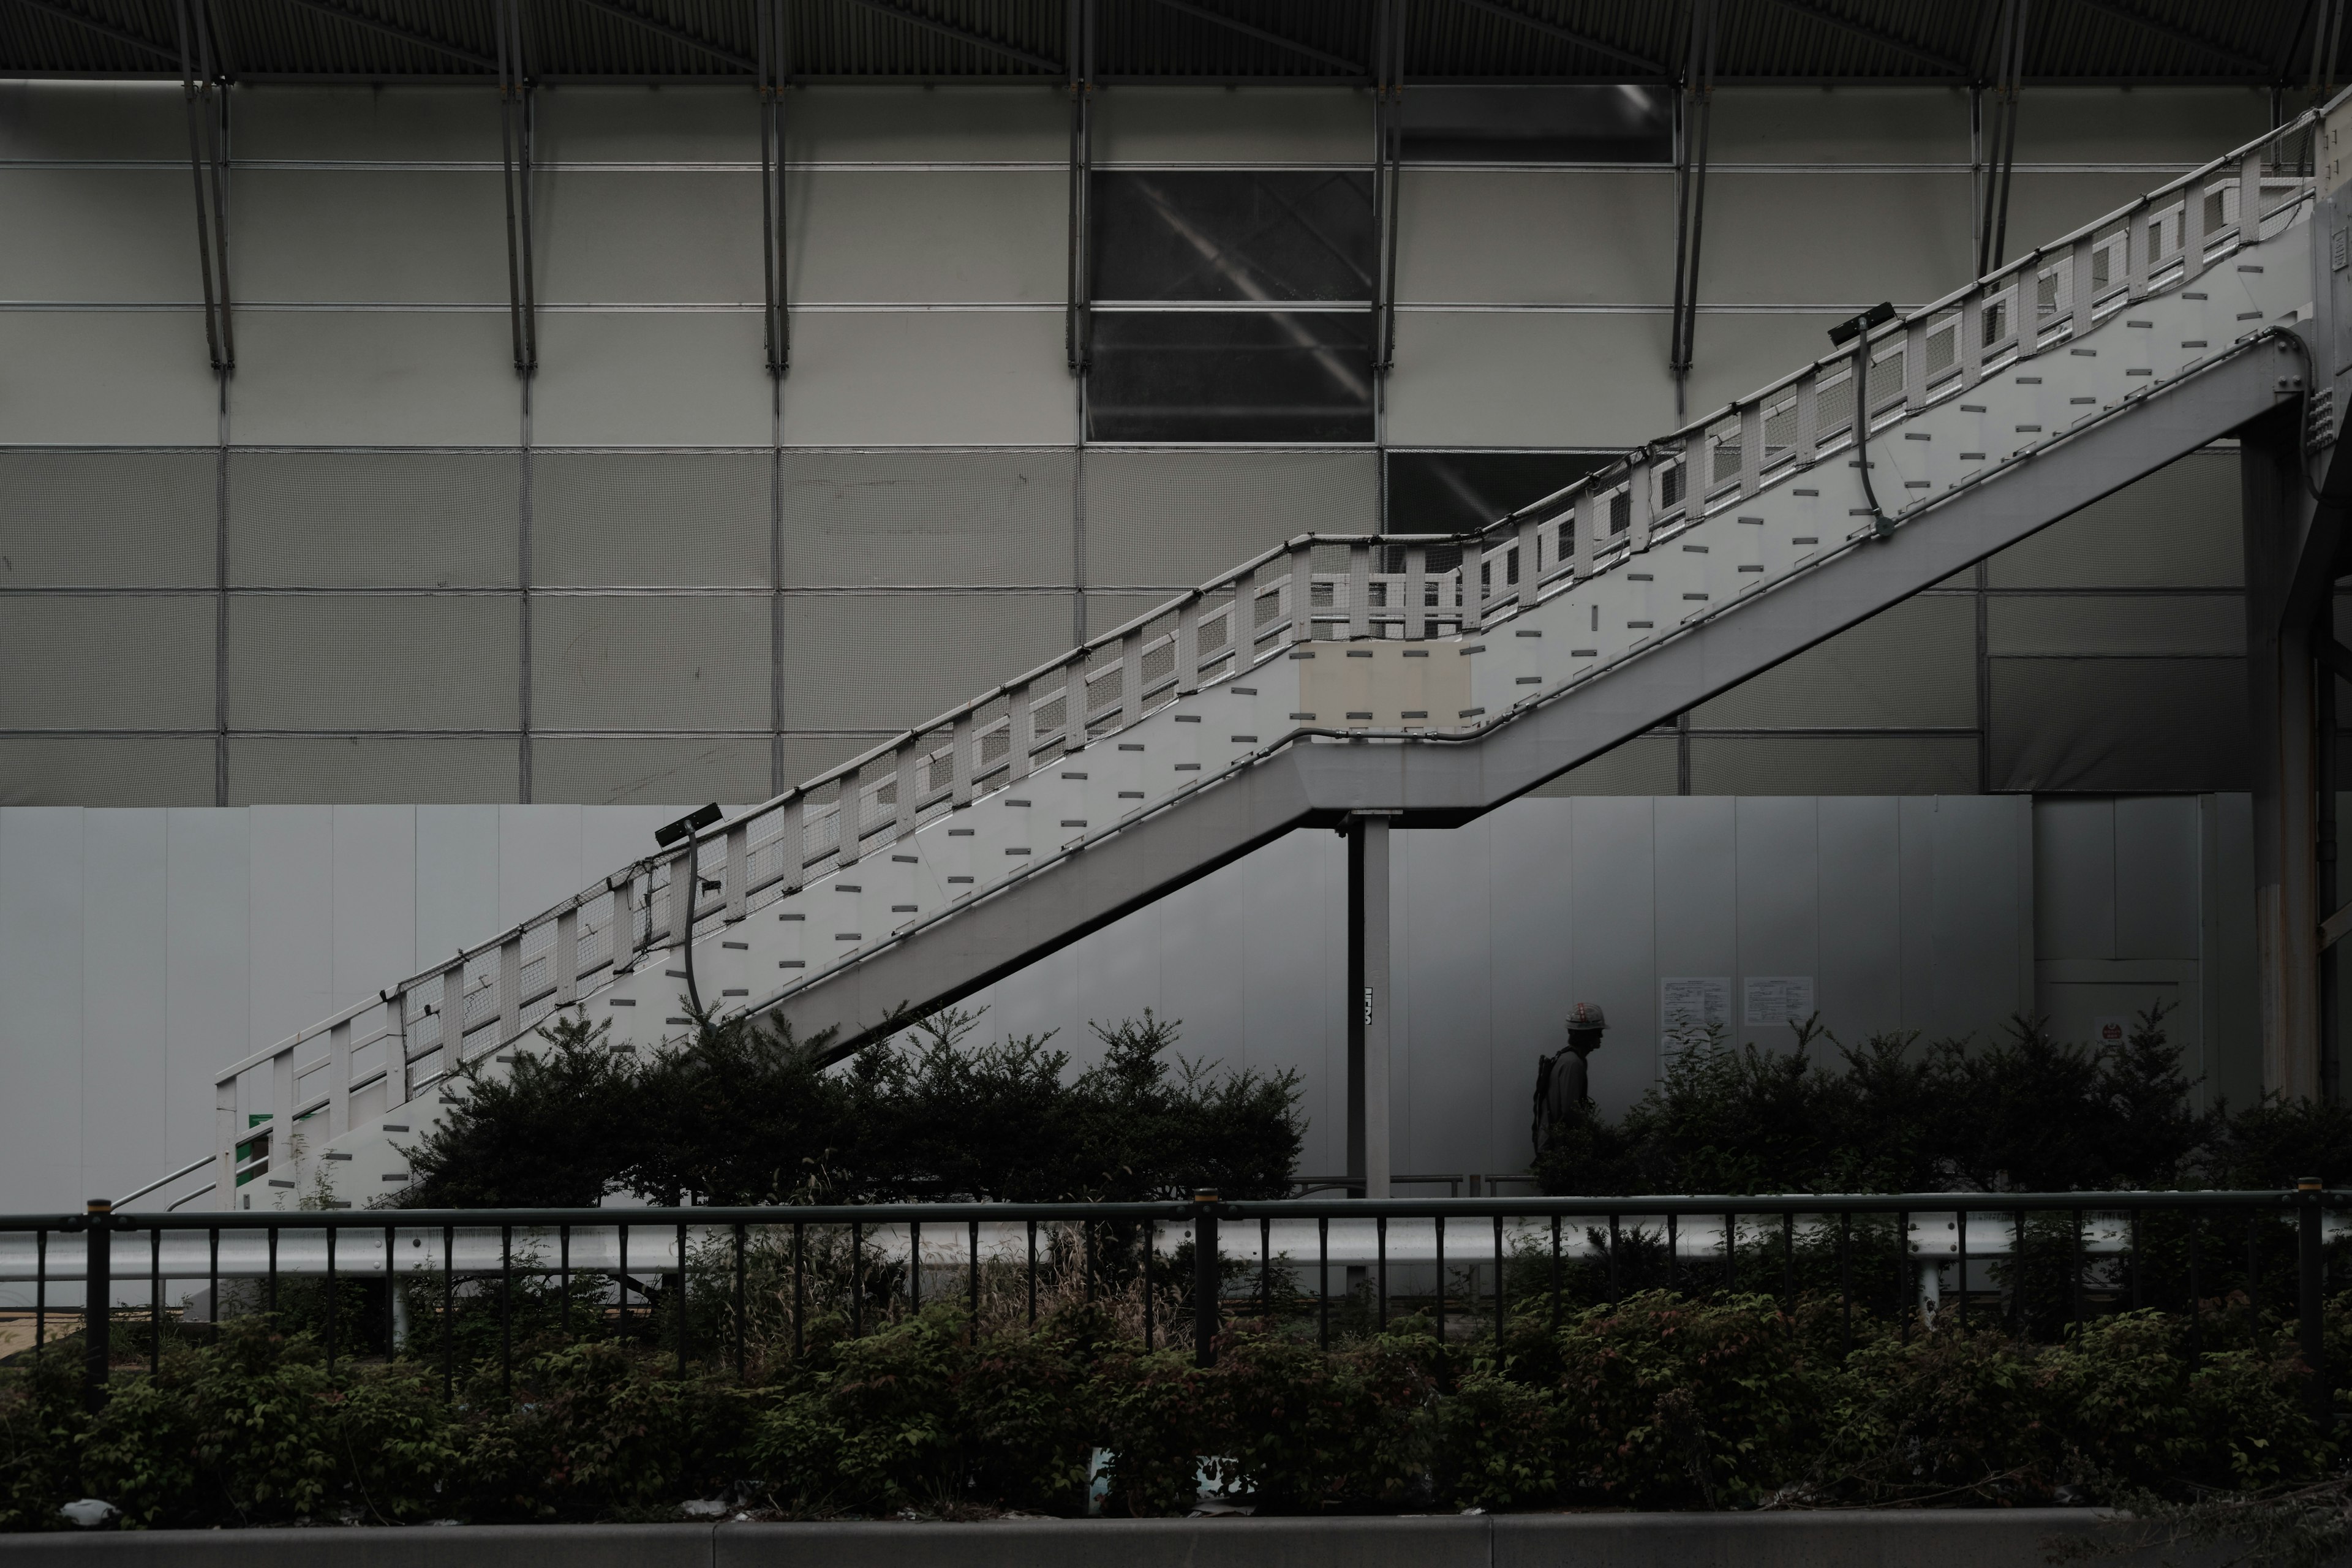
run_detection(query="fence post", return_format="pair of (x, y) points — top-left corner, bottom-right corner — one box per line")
(2299, 1176), (2327, 1416)
(84, 1200), (111, 1410)
(1193, 1190), (1221, 1368)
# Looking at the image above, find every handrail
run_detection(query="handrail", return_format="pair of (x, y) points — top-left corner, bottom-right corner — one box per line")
(111, 1155), (215, 1210)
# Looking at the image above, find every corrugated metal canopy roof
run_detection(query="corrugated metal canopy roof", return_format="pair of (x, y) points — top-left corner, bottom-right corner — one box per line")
(0, 0), (2338, 85)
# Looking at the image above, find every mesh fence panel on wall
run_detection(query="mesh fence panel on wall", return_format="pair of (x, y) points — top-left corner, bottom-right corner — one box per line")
(0, 449), (216, 586)
(228, 450), (520, 588)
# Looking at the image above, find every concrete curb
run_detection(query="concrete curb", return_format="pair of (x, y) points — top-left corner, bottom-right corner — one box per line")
(0, 1510), (2229, 1568)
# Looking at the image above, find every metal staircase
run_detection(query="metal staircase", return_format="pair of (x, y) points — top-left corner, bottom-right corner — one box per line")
(175, 105), (2346, 1213)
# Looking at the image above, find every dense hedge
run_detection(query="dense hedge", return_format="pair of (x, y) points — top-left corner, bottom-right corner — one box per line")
(405, 1009), (1302, 1208)
(3, 1291), (2339, 1529)
(1536, 1006), (2352, 1196)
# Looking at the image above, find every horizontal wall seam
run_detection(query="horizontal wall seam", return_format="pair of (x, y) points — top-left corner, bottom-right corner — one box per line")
(0, 157), (2213, 175)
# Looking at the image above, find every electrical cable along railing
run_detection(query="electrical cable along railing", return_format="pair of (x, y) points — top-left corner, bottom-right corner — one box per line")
(7, 1188), (2346, 1410)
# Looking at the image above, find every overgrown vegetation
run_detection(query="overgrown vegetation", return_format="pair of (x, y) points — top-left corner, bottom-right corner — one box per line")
(404, 1009), (1303, 1208)
(1535, 1005), (2352, 1196)
(4, 1291), (2344, 1533)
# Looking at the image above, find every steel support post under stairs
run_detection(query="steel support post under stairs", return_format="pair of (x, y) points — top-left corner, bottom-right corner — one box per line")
(1346, 815), (1392, 1200)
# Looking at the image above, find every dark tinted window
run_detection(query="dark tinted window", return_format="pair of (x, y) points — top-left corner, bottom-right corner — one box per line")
(1088, 311), (1374, 443)
(1386, 450), (1612, 535)
(1091, 170), (1377, 302)
(1400, 85), (1672, 163)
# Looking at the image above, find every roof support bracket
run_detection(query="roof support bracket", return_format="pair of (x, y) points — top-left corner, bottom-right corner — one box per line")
(1065, 0), (1093, 377)
(1667, 0), (1717, 421)
(172, 0), (233, 373)
(495, 0), (537, 376)
(756, 0), (788, 378)
(1370, 0), (1403, 376)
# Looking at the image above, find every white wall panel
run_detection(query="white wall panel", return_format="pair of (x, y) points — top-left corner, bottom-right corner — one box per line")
(1096, 88), (1368, 164)
(235, 86), (500, 162)
(0, 310), (222, 445)
(0, 595), (214, 729)
(227, 595), (520, 731)
(2035, 795), (2116, 961)
(1709, 87), (1970, 164)
(785, 86), (1066, 164)
(785, 171), (1068, 303)
(1387, 311), (1672, 448)
(531, 311), (770, 447)
(1816, 796), (1902, 1040)
(779, 311), (1071, 445)
(0, 170), (207, 301)
(1396, 810), (1495, 1174)
(1396, 170), (1675, 304)
(246, 804), (334, 1058)
(1653, 796), (1740, 1052)
(580, 804), (679, 882)
(780, 448), (1074, 587)
(535, 172), (763, 304)
(1733, 796), (1820, 1044)
(0, 808), (83, 1220)
(229, 311), (519, 445)
(330, 805), (415, 1012)
(1564, 797), (1660, 1114)
(80, 809), (167, 1206)
(235, 172), (510, 303)
(162, 808), (247, 1174)
(532, 595), (769, 731)
(2115, 796), (2201, 962)
(498, 802), (584, 928)
(415, 804), (500, 965)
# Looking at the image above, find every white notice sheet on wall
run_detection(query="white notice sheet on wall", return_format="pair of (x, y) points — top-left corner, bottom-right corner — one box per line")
(1660, 976), (1730, 1052)
(1743, 976), (1815, 1028)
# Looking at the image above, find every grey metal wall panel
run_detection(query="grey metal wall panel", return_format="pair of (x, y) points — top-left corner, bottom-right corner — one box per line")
(2013, 87), (2269, 163)
(1923, 796), (2034, 1042)
(1653, 796), (1739, 1054)
(328, 805), (415, 1012)
(529, 736), (774, 806)
(1074, 591), (1169, 641)
(778, 311), (1072, 445)
(0, 595), (214, 729)
(0, 738), (214, 807)
(0, 450), (217, 587)
(162, 807), (247, 1170)
(1699, 173), (1972, 306)
(2204, 793), (2261, 1109)
(1692, 594), (1976, 728)
(1566, 796), (1659, 1111)
(1993, 657), (2249, 793)
(1393, 810), (1492, 1173)
(1688, 736), (1978, 795)
(534, 451), (769, 586)
(0, 807), (84, 1215)
(2034, 796), (2116, 961)
(779, 448), (1074, 587)
(79, 807), (167, 1205)
(1387, 311), (1671, 448)
(235, 172), (511, 303)
(535, 85), (758, 162)
(535, 171), (763, 304)
(1097, 87), (1370, 164)
(1528, 733), (1677, 795)
(581, 805), (685, 889)
(415, 804), (500, 967)
(0, 81), (187, 160)
(229, 311), (520, 445)
(778, 733), (875, 789)
(533, 594), (768, 731)
(224, 737), (519, 805)
(1395, 170), (1676, 304)
(0, 170), (207, 301)
(1989, 594), (2242, 655)
(229, 450), (521, 588)
(781, 590), (1071, 731)
(1733, 796), (1819, 1048)
(531, 311), (771, 446)
(1989, 450), (2240, 587)
(1816, 795), (1903, 1041)
(2115, 795), (2201, 962)
(1483, 799), (1580, 1159)
(226, 595), (521, 731)
(1680, 311), (1847, 426)
(786, 170), (1069, 303)
(247, 804), (336, 1058)
(0, 310), (224, 445)
(1709, 87), (1970, 164)
(2001, 172), (2170, 260)
(785, 86), (1066, 163)
(498, 802), (585, 928)
(1084, 448), (1376, 587)
(233, 86), (501, 161)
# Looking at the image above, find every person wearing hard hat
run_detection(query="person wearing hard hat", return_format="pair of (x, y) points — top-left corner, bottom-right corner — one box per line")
(1531, 1003), (1607, 1156)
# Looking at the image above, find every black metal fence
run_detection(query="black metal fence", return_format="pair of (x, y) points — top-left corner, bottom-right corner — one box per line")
(4, 1185), (2342, 1412)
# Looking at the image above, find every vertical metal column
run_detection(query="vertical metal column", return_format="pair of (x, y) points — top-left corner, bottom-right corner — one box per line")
(1346, 815), (1392, 1200)
(2323, 614), (2342, 1101)
(1667, 0), (1718, 420)
(1066, 0), (1095, 646)
(84, 1201), (112, 1410)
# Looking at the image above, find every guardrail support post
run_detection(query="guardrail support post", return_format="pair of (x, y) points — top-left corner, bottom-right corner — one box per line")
(2299, 1175), (2328, 1417)
(1193, 1190), (1220, 1367)
(85, 1200), (111, 1410)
